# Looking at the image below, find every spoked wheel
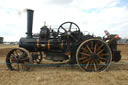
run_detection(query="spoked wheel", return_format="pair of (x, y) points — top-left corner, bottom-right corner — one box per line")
(57, 22), (81, 41)
(31, 52), (42, 64)
(6, 48), (31, 71)
(76, 39), (112, 72)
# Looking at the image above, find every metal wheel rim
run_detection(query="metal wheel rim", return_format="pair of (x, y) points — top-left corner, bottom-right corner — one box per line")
(76, 39), (112, 72)
(57, 22), (80, 35)
(6, 48), (31, 71)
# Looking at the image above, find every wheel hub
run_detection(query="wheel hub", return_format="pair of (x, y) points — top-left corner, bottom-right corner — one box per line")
(91, 53), (99, 60)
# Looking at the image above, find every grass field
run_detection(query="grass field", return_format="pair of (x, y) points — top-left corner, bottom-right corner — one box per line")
(0, 44), (128, 85)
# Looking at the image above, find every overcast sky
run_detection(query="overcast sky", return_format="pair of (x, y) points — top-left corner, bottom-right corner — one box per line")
(0, 0), (128, 41)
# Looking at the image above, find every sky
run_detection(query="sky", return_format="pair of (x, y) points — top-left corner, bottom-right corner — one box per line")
(0, 0), (128, 41)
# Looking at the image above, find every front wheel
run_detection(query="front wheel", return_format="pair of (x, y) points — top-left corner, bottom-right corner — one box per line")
(76, 39), (112, 72)
(6, 48), (31, 71)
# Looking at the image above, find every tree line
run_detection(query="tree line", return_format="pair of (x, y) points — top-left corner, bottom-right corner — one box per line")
(0, 37), (3, 43)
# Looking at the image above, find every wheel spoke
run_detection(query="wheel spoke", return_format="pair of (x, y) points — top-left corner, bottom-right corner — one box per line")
(96, 44), (104, 52)
(99, 61), (107, 67)
(10, 57), (16, 63)
(81, 47), (89, 53)
(94, 62), (97, 71)
(95, 60), (99, 69)
(96, 59), (106, 68)
(99, 53), (109, 57)
(95, 60), (101, 69)
(14, 50), (18, 55)
(85, 61), (90, 69)
(88, 60), (93, 71)
(80, 52), (91, 57)
(69, 23), (72, 31)
(79, 56), (89, 61)
(91, 41), (93, 51)
(99, 57), (107, 61)
(22, 52), (27, 58)
(61, 26), (67, 32)
(97, 49), (105, 55)
(94, 43), (97, 53)
(81, 58), (91, 64)
(86, 44), (93, 54)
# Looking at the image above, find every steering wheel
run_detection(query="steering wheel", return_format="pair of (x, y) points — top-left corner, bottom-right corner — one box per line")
(57, 22), (81, 41)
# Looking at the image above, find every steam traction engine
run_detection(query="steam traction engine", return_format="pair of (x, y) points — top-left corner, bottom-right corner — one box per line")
(6, 9), (121, 72)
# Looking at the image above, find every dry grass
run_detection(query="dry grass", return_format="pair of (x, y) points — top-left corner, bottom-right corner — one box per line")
(0, 44), (18, 49)
(0, 44), (128, 85)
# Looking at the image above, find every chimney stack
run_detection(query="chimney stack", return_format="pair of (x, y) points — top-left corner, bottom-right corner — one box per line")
(26, 9), (34, 38)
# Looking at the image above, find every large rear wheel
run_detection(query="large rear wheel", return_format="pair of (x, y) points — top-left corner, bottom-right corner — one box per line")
(76, 39), (112, 72)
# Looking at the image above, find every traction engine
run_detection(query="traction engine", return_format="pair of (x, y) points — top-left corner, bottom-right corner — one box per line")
(6, 9), (121, 72)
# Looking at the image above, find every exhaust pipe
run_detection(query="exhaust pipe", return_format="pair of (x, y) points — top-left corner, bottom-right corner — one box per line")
(26, 9), (34, 38)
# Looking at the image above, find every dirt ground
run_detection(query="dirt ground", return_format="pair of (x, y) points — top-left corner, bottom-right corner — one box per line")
(0, 44), (128, 85)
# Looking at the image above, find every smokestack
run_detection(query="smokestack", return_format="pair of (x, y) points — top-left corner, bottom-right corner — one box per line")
(26, 9), (34, 38)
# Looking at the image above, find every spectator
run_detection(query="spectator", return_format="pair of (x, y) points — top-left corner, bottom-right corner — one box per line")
(104, 30), (110, 39)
